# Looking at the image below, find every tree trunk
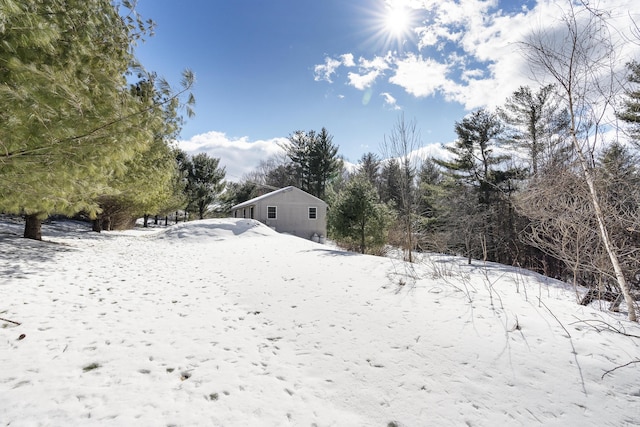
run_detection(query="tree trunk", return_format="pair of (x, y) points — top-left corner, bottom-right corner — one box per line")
(143, 214), (149, 228)
(102, 216), (111, 231)
(92, 218), (102, 233)
(24, 214), (42, 240)
(576, 144), (637, 321)
(406, 213), (413, 263)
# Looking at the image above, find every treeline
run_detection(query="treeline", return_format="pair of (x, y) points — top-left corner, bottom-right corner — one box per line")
(0, 1), (225, 238)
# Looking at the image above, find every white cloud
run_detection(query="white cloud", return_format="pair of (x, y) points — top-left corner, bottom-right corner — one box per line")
(341, 53), (356, 67)
(177, 131), (287, 182)
(314, 53), (360, 83)
(313, 57), (342, 83)
(461, 68), (484, 82)
(347, 70), (381, 90)
(359, 54), (391, 71)
(344, 54), (392, 90)
(389, 54), (451, 97)
(380, 92), (401, 110)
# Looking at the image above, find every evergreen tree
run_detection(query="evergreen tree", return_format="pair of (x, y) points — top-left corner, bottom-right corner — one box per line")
(282, 128), (341, 200)
(357, 152), (381, 190)
(435, 109), (509, 261)
(183, 153), (226, 219)
(308, 127), (341, 200)
(92, 72), (194, 230)
(595, 143), (640, 287)
(265, 164), (299, 189)
(415, 158), (442, 233)
(284, 130), (313, 191)
(329, 175), (393, 254)
(220, 181), (258, 214)
(618, 60), (640, 145)
(498, 85), (570, 175)
(598, 143), (640, 209)
(379, 159), (403, 210)
(0, 0), (157, 239)
(439, 109), (504, 197)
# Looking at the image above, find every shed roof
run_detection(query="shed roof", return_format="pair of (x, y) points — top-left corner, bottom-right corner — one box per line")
(231, 186), (326, 210)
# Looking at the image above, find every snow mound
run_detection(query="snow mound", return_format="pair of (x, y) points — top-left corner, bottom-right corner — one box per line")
(154, 218), (277, 242)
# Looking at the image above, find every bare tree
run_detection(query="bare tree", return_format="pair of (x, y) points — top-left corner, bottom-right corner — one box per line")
(521, 1), (637, 320)
(380, 114), (423, 262)
(518, 167), (606, 298)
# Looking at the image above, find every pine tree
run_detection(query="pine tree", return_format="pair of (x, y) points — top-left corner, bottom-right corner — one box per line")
(435, 109), (508, 262)
(220, 181), (259, 214)
(282, 128), (341, 200)
(618, 61), (640, 144)
(0, 0), (154, 239)
(308, 127), (341, 200)
(498, 85), (570, 175)
(379, 159), (403, 210)
(357, 152), (382, 189)
(415, 158), (442, 232)
(284, 130), (313, 191)
(595, 143), (640, 296)
(92, 72), (195, 230)
(183, 153), (226, 219)
(329, 175), (393, 254)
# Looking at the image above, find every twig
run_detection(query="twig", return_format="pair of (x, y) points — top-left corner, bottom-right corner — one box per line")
(0, 317), (21, 326)
(539, 299), (571, 338)
(538, 298), (588, 396)
(569, 318), (640, 339)
(601, 360), (640, 380)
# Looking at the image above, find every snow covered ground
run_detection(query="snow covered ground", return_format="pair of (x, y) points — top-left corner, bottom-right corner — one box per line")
(1, 217), (639, 426)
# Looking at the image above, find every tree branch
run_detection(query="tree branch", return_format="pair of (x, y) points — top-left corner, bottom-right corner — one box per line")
(0, 317), (21, 326)
(601, 359), (640, 379)
(1, 78), (193, 161)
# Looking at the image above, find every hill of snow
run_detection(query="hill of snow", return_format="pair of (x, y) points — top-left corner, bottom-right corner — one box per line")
(1, 218), (639, 426)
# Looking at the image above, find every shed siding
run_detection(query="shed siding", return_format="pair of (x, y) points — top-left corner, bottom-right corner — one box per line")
(231, 187), (327, 239)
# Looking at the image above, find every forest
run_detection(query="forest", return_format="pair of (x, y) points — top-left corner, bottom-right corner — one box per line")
(1, 1), (639, 320)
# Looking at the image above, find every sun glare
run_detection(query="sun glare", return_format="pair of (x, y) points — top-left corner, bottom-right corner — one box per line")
(362, 0), (424, 53)
(365, 1), (417, 52)
(384, 5), (411, 37)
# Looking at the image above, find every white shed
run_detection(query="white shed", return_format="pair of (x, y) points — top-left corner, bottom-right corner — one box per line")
(231, 186), (327, 240)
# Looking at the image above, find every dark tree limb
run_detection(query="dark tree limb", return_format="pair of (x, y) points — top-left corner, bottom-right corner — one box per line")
(0, 317), (21, 326)
(602, 360), (640, 379)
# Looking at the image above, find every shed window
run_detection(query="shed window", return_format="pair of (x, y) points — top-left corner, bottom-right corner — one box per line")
(308, 207), (317, 220)
(267, 206), (277, 219)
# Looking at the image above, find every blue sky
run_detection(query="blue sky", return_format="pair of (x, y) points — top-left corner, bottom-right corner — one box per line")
(132, 0), (640, 181)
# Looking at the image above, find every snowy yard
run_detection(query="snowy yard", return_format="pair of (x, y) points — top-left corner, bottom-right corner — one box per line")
(1, 218), (639, 426)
